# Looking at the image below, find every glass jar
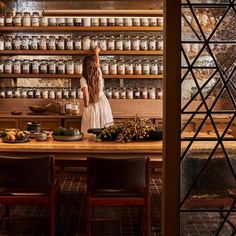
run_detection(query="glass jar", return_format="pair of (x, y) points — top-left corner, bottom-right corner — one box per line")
(77, 88), (83, 99)
(55, 89), (62, 99)
(108, 18), (115, 26)
(99, 17), (107, 26)
(49, 89), (55, 99)
(156, 88), (163, 99)
(142, 60), (150, 75)
(22, 12), (31, 26)
(157, 38), (164, 50)
(0, 37), (4, 50)
(148, 35), (156, 50)
(115, 18), (123, 26)
(141, 87), (148, 99)
(158, 62), (163, 74)
(27, 89), (34, 98)
(132, 35), (140, 50)
(124, 17), (132, 26)
(57, 36), (65, 50)
(113, 87), (119, 99)
(58, 61), (65, 74)
(117, 60), (125, 75)
(66, 60), (74, 74)
(22, 60), (30, 74)
(106, 88), (112, 99)
(66, 36), (74, 50)
(0, 13), (4, 26)
(82, 36), (90, 50)
(13, 36), (21, 50)
(13, 60), (21, 74)
(31, 36), (38, 50)
(99, 36), (107, 51)
(140, 36), (148, 50)
(157, 17), (164, 27)
(140, 17), (149, 26)
(150, 60), (158, 75)
(34, 89), (41, 98)
(107, 36), (115, 50)
(39, 36), (47, 50)
(123, 35), (131, 50)
(91, 18), (99, 27)
(48, 17), (56, 26)
(4, 60), (12, 74)
(110, 60), (117, 75)
(132, 17), (140, 26)
(127, 88), (133, 99)
(5, 12), (13, 26)
(70, 88), (76, 99)
(40, 60), (48, 74)
(42, 89), (49, 99)
(0, 89), (5, 98)
(63, 89), (69, 99)
(5, 36), (12, 50)
(65, 100), (72, 115)
(90, 36), (98, 50)
(57, 17), (65, 26)
(32, 12), (40, 26)
(74, 17), (82, 26)
(48, 36), (56, 50)
(83, 18), (91, 27)
(49, 60), (57, 74)
(6, 88), (13, 98)
(134, 87), (140, 99)
(148, 87), (156, 99)
(101, 60), (109, 75)
(66, 17), (74, 26)
(119, 87), (126, 99)
(40, 16), (48, 26)
(125, 60), (133, 75)
(74, 36), (82, 50)
(32, 60), (40, 74)
(13, 12), (22, 26)
(115, 35), (123, 50)
(149, 17), (157, 26)
(22, 36), (29, 50)
(0, 60), (3, 73)
(20, 89), (27, 98)
(75, 59), (83, 74)
(134, 60), (142, 75)
(71, 101), (80, 116)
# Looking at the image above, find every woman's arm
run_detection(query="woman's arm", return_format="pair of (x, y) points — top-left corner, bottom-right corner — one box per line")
(94, 46), (101, 67)
(82, 87), (89, 107)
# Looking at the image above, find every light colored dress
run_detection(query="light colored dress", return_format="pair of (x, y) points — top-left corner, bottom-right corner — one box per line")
(80, 68), (113, 133)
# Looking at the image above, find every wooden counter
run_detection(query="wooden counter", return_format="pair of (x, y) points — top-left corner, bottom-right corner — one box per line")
(0, 134), (163, 168)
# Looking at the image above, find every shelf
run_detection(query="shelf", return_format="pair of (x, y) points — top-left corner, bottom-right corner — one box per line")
(0, 50), (163, 55)
(0, 26), (163, 32)
(0, 74), (163, 79)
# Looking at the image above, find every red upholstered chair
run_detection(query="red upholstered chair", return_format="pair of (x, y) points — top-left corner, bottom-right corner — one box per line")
(0, 155), (59, 236)
(86, 156), (150, 236)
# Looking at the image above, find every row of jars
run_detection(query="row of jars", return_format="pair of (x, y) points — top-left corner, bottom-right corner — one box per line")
(1, 12), (163, 27)
(0, 87), (163, 100)
(0, 59), (163, 75)
(0, 35), (163, 51)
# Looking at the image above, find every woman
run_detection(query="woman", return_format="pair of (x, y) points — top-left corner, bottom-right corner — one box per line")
(80, 47), (113, 133)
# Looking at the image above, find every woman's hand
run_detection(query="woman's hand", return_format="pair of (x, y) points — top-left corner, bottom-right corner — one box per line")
(94, 46), (101, 55)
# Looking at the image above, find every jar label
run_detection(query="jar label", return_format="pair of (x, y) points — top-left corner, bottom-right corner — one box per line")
(0, 42), (4, 50)
(14, 17), (21, 24)
(75, 41), (82, 49)
(116, 41), (123, 50)
(0, 18), (4, 24)
(108, 41), (115, 50)
(66, 103), (72, 109)
(132, 41), (140, 50)
(6, 18), (12, 23)
(83, 41), (90, 50)
(28, 91), (33, 96)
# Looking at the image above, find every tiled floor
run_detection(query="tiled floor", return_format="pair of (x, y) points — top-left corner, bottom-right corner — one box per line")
(0, 173), (162, 236)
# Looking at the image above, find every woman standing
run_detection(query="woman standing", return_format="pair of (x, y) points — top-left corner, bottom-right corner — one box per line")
(80, 47), (113, 133)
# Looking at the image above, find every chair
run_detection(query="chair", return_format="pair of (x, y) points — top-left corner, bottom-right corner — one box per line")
(86, 156), (150, 236)
(0, 155), (59, 236)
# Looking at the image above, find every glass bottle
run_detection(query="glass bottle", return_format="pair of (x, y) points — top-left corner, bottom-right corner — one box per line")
(57, 36), (65, 50)
(22, 60), (30, 74)
(157, 38), (164, 50)
(42, 89), (49, 99)
(55, 89), (62, 99)
(48, 17), (56, 26)
(134, 87), (140, 99)
(124, 17), (132, 26)
(108, 18), (115, 26)
(158, 62), (163, 74)
(119, 87), (126, 99)
(27, 89), (34, 98)
(49, 89), (55, 99)
(74, 17), (82, 26)
(107, 36), (115, 50)
(66, 60), (74, 74)
(148, 35), (156, 50)
(57, 61), (65, 74)
(77, 88), (83, 99)
(109, 60), (117, 75)
(90, 36), (98, 50)
(117, 60), (125, 75)
(115, 18), (123, 26)
(13, 36), (21, 50)
(74, 36), (82, 50)
(149, 17), (157, 26)
(40, 16), (48, 26)
(71, 100), (80, 116)
(83, 17), (91, 27)
(63, 89), (69, 99)
(13, 12), (22, 26)
(106, 88), (112, 99)
(113, 87), (119, 99)
(123, 35), (131, 50)
(32, 60), (40, 74)
(22, 36), (29, 50)
(115, 34), (123, 50)
(57, 17), (65, 26)
(39, 36), (47, 50)
(65, 99), (72, 115)
(5, 36), (12, 50)
(21, 88), (27, 98)
(101, 60), (109, 75)
(82, 36), (90, 50)
(22, 12), (31, 26)
(157, 17), (164, 27)
(49, 60), (57, 74)
(125, 60), (133, 75)
(99, 35), (107, 51)
(132, 35), (140, 50)
(142, 60), (150, 75)
(66, 36), (74, 50)
(141, 87), (148, 99)
(148, 87), (156, 99)
(0, 37), (3, 51)
(140, 17), (149, 26)
(40, 60), (48, 74)
(150, 60), (158, 75)
(32, 12), (40, 26)
(5, 12), (13, 26)
(6, 88), (13, 98)
(13, 60), (21, 74)
(31, 36), (38, 50)
(127, 88), (134, 99)
(35, 88), (41, 98)
(48, 36), (56, 50)
(70, 88), (76, 99)
(99, 17), (107, 26)
(132, 17), (140, 26)
(66, 17), (74, 26)
(156, 88), (163, 99)
(134, 60), (142, 75)
(91, 17), (99, 27)
(4, 60), (12, 74)
(75, 59), (83, 74)
(140, 36), (148, 50)
(0, 60), (4, 73)
(0, 89), (5, 98)
(0, 13), (4, 26)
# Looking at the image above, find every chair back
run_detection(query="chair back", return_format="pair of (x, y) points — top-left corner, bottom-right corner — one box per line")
(87, 156), (150, 191)
(0, 155), (55, 189)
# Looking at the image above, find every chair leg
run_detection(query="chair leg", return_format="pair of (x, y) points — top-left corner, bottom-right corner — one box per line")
(50, 202), (55, 236)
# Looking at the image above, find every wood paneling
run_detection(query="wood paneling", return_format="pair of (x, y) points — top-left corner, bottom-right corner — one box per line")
(0, 118), (18, 129)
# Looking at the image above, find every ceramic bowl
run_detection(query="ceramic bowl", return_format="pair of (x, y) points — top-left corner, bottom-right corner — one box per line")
(34, 132), (48, 141)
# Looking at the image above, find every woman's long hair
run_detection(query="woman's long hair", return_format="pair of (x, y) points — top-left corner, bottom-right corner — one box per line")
(82, 55), (100, 104)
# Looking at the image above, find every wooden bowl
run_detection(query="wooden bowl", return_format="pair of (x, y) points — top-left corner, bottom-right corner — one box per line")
(29, 106), (48, 113)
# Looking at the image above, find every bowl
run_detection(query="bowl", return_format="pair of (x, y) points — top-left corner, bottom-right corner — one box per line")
(29, 106), (48, 113)
(34, 132), (48, 141)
